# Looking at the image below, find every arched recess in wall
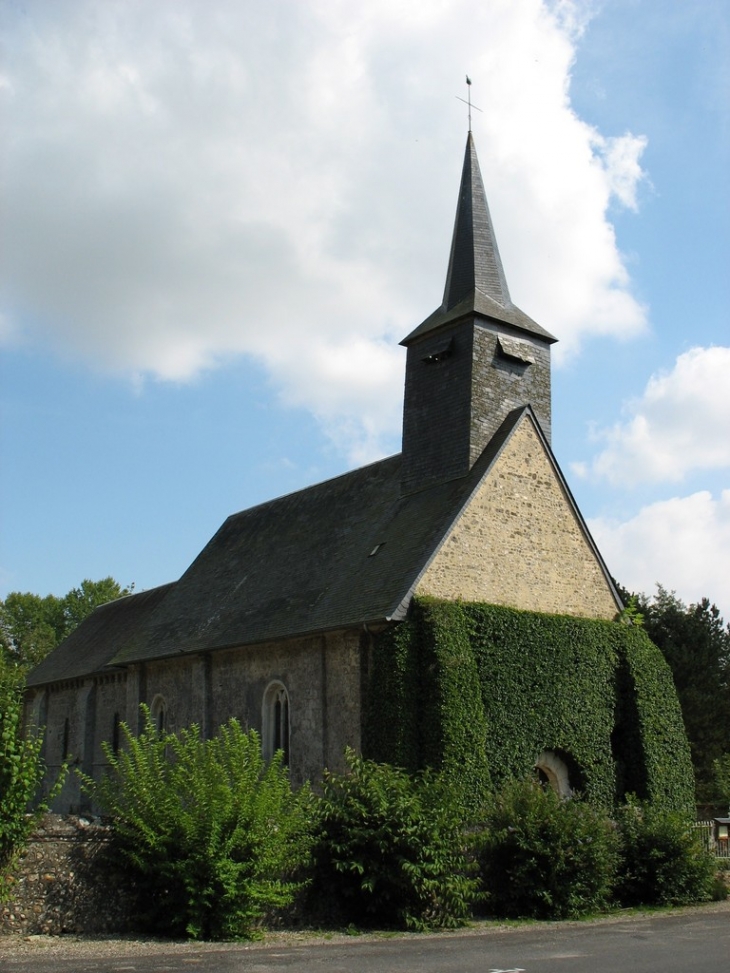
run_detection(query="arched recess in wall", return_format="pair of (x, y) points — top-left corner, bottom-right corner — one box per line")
(81, 684), (97, 780)
(150, 694), (167, 735)
(111, 711), (121, 755)
(262, 681), (290, 766)
(62, 717), (70, 762)
(535, 750), (572, 798)
(30, 690), (49, 762)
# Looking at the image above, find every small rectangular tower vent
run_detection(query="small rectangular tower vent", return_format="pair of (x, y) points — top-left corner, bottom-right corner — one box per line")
(497, 335), (535, 365)
(421, 337), (453, 363)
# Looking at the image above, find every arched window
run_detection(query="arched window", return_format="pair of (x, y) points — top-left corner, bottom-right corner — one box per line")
(30, 689), (48, 730)
(150, 695), (167, 735)
(535, 750), (572, 798)
(262, 682), (290, 766)
(62, 717), (70, 761)
(112, 712), (121, 755)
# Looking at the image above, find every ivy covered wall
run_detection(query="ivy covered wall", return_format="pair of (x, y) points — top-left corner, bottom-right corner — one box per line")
(364, 598), (694, 813)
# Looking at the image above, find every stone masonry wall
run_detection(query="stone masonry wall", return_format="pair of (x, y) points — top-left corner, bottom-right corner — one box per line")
(209, 629), (362, 786)
(0, 815), (134, 936)
(416, 414), (619, 619)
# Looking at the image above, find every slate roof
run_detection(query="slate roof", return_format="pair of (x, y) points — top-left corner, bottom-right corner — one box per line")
(27, 411), (530, 682)
(402, 132), (556, 347)
(25, 583), (175, 687)
(26, 406), (622, 686)
(108, 408), (526, 666)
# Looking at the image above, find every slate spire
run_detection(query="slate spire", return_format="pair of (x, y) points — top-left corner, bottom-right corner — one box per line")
(400, 131), (556, 495)
(442, 131), (510, 311)
(401, 131), (554, 345)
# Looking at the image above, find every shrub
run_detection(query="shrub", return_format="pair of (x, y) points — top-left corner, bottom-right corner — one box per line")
(81, 708), (313, 940)
(614, 798), (716, 906)
(477, 779), (619, 919)
(0, 668), (65, 900)
(311, 750), (479, 930)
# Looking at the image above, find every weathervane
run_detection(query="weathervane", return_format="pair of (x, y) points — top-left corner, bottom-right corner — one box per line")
(455, 75), (482, 132)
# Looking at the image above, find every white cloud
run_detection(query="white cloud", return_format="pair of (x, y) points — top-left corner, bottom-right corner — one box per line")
(1, 0), (648, 461)
(593, 132), (648, 211)
(575, 347), (730, 485)
(589, 490), (730, 618)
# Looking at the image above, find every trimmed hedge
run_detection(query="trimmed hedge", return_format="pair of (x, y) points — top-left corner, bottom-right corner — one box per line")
(364, 597), (694, 813)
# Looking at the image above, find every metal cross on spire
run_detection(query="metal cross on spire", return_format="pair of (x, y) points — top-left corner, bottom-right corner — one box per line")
(455, 75), (483, 132)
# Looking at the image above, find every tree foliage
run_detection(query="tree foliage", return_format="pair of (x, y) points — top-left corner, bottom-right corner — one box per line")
(0, 668), (66, 900)
(714, 754), (730, 810)
(621, 584), (730, 802)
(80, 708), (313, 940)
(0, 577), (131, 672)
(614, 797), (716, 906)
(311, 750), (479, 930)
(476, 778), (620, 919)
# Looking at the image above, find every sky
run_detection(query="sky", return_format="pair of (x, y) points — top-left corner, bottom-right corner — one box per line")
(1, 0), (728, 619)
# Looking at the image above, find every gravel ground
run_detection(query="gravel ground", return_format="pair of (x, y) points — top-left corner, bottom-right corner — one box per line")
(2, 901), (730, 962)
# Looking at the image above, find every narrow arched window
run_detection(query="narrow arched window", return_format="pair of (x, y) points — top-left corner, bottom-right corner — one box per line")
(62, 717), (70, 761)
(111, 712), (121, 755)
(150, 695), (167, 736)
(262, 682), (290, 766)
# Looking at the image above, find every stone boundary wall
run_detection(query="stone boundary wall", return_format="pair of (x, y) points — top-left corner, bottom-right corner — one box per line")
(1, 815), (134, 936)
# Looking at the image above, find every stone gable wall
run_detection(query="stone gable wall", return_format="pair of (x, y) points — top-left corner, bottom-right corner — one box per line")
(416, 416), (619, 619)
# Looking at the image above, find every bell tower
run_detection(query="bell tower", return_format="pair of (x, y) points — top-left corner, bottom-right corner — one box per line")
(400, 133), (557, 495)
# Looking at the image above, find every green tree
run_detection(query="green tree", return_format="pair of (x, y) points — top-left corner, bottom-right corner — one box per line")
(61, 577), (131, 633)
(0, 577), (131, 672)
(81, 709), (313, 940)
(0, 576), (128, 899)
(0, 592), (65, 671)
(714, 754), (730, 811)
(476, 778), (619, 920)
(311, 751), (479, 930)
(0, 668), (66, 899)
(619, 584), (730, 802)
(614, 797), (716, 906)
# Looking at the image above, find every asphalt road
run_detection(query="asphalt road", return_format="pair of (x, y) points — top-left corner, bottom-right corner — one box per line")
(2, 907), (729, 973)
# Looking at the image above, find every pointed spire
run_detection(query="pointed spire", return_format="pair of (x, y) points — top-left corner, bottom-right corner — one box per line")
(401, 133), (555, 347)
(442, 131), (510, 311)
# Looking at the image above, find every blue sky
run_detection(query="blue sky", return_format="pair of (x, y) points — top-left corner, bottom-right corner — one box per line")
(1, 0), (729, 618)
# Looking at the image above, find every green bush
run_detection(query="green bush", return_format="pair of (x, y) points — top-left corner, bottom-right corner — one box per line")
(311, 750), (479, 930)
(477, 779), (619, 919)
(0, 668), (65, 900)
(614, 798), (716, 906)
(81, 708), (313, 940)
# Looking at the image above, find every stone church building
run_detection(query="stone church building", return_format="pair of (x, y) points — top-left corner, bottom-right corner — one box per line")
(26, 133), (625, 812)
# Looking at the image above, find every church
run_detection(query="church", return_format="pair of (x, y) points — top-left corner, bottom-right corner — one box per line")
(26, 131), (691, 814)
